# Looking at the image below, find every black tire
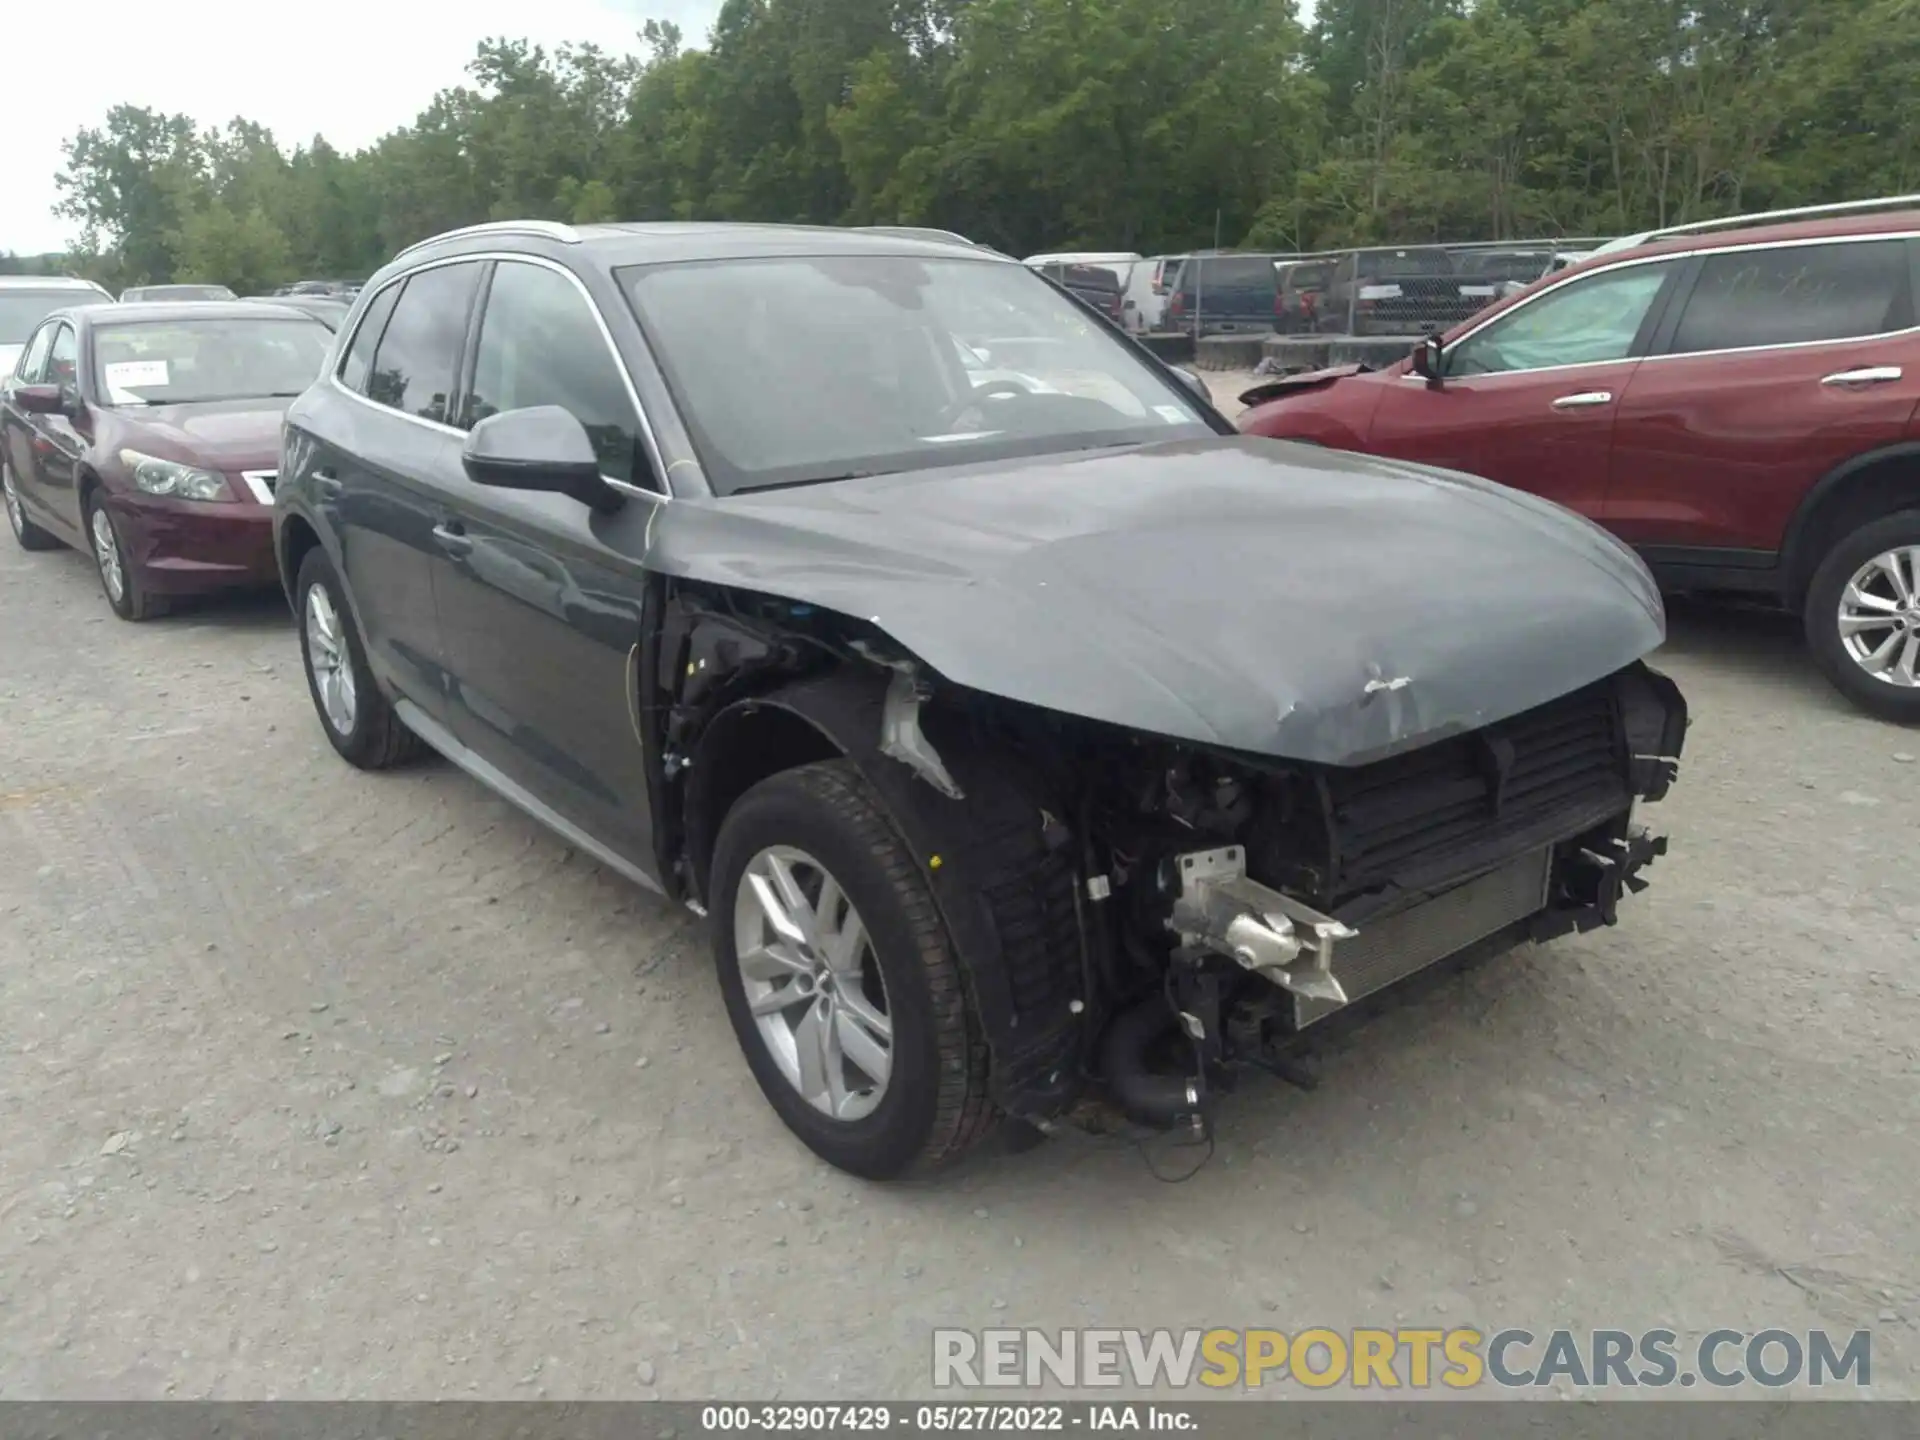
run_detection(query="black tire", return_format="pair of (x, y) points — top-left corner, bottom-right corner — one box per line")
(294, 545), (424, 769)
(2, 453), (60, 552)
(1804, 509), (1920, 723)
(84, 492), (162, 621)
(709, 760), (996, 1179)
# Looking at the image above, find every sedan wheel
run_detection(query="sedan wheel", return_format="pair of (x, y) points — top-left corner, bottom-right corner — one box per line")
(733, 844), (894, 1122)
(83, 497), (155, 619)
(304, 582), (359, 736)
(0, 459), (52, 551)
(91, 507), (125, 604)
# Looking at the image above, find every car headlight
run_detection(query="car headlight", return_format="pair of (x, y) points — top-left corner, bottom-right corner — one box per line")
(119, 450), (231, 502)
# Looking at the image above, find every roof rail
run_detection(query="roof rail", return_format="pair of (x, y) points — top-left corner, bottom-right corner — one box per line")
(393, 219), (583, 260)
(1630, 194), (1920, 247)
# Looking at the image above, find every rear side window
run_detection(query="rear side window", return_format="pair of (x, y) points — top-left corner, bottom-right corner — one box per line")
(364, 262), (484, 426)
(463, 261), (649, 489)
(338, 282), (402, 395)
(1668, 240), (1913, 355)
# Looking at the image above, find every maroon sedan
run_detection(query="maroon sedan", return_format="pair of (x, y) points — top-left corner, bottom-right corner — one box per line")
(0, 301), (333, 619)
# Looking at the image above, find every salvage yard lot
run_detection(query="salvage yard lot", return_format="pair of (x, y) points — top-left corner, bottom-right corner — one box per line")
(2, 375), (1917, 1398)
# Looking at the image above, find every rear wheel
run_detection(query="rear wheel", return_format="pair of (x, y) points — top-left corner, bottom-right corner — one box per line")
(295, 545), (423, 769)
(709, 760), (995, 1179)
(2, 454), (59, 552)
(1804, 509), (1920, 722)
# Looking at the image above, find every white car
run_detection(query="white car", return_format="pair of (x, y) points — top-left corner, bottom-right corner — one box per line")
(0, 275), (114, 375)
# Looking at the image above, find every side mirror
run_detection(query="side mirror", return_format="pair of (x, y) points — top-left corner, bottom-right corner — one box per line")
(15, 383), (65, 416)
(1411, 335), (1445, 389)
(462, 405), (620, 513)
(1170, 365), (1213, 408)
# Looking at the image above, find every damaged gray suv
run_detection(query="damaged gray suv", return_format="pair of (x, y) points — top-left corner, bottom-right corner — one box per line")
(274, 220), (1689, 1179)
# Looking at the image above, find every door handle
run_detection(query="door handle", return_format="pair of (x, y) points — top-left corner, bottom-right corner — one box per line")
(311, 469), (342, 495)
(431, 522), (473, 557)
(1821, 365), (1903, 386)
(1551, 390), (1614, 409)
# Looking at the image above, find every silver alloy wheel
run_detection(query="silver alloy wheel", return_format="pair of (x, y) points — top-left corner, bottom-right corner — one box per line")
(1838, 546), (1920, 689)
(90, 507), (125, 603)
(732, 844), (893, 1122)
(304, 582), (358, 735)
(2, 462), (22, 538)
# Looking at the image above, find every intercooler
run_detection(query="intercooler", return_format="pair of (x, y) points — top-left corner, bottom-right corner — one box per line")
(1291, 845), (1551, 1028)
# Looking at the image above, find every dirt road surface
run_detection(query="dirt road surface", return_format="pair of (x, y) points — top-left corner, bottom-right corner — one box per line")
(2, 378), (1916, 1399)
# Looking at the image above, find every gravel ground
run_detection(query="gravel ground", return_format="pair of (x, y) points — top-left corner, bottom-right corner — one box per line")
(2, 380), (1916, 1400)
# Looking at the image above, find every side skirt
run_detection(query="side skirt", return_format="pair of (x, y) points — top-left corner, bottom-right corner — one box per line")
(393, 699), (667, 898)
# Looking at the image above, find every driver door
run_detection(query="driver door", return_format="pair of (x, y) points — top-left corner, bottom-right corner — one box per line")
(1367, 258), (1686, 524)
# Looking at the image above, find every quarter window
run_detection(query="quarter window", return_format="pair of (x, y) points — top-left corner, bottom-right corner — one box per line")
(463, 261), (648, 487)
(364, 262), (483, 426)
(338, 282), (402, 396)
(1448, 261), (1677, 376)
(1667, 240), (1912, 356)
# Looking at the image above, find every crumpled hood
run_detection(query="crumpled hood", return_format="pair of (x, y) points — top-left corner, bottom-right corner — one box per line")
(650, 436), (1665, 766)
(116, 398), (289, 470)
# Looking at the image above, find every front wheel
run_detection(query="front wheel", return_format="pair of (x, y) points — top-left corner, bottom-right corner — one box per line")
(709, 760), (996, 1179)
(1804, 509), (1920, 722)
(85, 494), (161, 620)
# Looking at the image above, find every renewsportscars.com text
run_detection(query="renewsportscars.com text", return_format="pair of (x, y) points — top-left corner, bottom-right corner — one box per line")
(931, 1327), (1872, 1390)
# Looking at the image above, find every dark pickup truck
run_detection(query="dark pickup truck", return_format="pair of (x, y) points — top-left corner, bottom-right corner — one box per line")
(1320, 247), (1465, 335)
(1166, 254), (1288, 335)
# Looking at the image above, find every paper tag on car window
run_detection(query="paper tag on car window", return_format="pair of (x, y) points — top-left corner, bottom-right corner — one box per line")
(104, 360), (169, 389)
(1153, 404), (1191, 424)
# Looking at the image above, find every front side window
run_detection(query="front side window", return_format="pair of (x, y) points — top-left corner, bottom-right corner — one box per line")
(621, 255), (1211, 495)
(365, 262), (483, 426)
(46, 325), (78, 389)
(1448, 260), (1678, 376)
(1667, 240), (1912, 356)
(15, 321), (58, 382)
(464, 261), (647, 487)
(89, 318), (331, 405)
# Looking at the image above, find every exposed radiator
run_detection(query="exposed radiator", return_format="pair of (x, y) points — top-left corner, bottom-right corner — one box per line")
(1293, 845), (1551, 1028)
(1324, 681), (1625, 901)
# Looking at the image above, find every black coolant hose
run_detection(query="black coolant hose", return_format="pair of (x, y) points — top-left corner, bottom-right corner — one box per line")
(1100, 993), (1201, 1129)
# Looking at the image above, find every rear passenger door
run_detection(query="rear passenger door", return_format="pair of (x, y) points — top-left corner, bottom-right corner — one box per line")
(432, 258), (664, 867)
(1607, 237), (1920, 558)
(315, 261), (485, 716)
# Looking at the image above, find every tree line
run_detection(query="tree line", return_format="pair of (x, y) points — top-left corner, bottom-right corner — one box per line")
(27, 0), (1920, 293)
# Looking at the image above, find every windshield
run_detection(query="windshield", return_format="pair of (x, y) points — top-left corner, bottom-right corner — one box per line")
(621, 256), (1210, 495)
(90, 317), (333, 405)
(0, 290), (107, 343)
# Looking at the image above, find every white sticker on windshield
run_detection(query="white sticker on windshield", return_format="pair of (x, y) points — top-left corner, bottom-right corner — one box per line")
(104, 360), (169, 389)
(1153, 404), (1191, 424)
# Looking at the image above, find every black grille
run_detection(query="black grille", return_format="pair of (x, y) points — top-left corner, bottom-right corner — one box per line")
(1325, 681), (1627, 900)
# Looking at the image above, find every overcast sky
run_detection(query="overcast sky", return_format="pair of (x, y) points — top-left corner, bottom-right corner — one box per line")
(2, 0), (722, 256)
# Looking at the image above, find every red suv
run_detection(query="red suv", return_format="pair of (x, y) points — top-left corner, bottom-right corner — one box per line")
(1238, 202), (1920, 722)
